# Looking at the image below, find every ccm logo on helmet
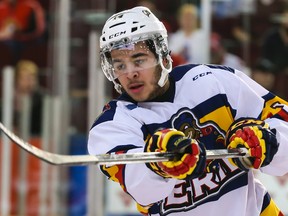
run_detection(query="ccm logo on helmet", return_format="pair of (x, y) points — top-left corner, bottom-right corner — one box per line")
(109, 31), (126, 39)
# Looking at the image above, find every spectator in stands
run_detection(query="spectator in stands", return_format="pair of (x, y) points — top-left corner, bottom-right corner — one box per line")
(0, 0), (46, 64)
(169, 3), (206, 64)
(211, 0), (251, 62)
(14, 59), (43, 136)
(261, 4), (288, 74)
(210, 32), (249, 75)
(261, 4), (288, 99)
(251, 58), (276, 93)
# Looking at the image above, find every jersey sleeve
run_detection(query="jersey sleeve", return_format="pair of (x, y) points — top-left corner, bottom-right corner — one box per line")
(214, 67), (288, 176)
(87, 101), (177, 206)
(233, 69), (288, 176)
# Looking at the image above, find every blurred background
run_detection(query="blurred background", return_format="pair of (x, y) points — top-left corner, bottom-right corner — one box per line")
(0, 0), (288, 215)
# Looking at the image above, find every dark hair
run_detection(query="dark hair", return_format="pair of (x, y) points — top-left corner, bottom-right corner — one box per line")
(145, 39), (158, 58)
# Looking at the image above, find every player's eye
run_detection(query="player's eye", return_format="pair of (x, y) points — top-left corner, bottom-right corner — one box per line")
(134, 58), (145, 65)
(135, 58), (150, 68)
(114, 63), (126, 71)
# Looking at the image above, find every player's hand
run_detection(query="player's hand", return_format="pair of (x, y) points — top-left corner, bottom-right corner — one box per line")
(144, 128), (206, 180)
(225, 118), (279, 171)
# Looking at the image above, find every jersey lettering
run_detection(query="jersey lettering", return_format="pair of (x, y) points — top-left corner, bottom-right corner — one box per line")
(161, 159), (244, 215)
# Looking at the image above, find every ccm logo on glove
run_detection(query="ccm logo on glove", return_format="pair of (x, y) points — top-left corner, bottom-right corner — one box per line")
(145, 128), (206, 180)
(225, 118), (279, 171)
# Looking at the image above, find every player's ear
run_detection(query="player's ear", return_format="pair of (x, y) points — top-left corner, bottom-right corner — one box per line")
(162, 57), (170, 68)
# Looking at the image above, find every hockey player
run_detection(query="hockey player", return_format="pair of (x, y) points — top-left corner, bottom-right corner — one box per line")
(88, 6), (288, 216)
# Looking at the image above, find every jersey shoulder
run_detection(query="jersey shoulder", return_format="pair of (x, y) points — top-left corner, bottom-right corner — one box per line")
(90, 100), (118, 129)
(170, 64), (199, 81)
(205, 64), (236, 73)
(90, 95), (137, 130)
(170, 63), (235, 82)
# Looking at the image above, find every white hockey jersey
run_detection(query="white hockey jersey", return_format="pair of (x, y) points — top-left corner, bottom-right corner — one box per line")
(88, 64), (288, 216)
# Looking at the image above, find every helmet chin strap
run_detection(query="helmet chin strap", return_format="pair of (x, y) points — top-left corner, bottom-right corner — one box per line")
(114, 81), (122, 94)
(157, 56), (172, 87)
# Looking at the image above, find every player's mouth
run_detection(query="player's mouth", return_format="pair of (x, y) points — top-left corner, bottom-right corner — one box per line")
(128, 83), (144, 93)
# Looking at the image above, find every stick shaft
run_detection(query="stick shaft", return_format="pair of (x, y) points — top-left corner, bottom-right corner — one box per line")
(94, 148), (249, 166)
(0, 122), (249, 166)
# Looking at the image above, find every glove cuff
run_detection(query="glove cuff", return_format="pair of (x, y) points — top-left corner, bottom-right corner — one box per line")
(226, 118), (268, 145)
(145, 161), (171, 178)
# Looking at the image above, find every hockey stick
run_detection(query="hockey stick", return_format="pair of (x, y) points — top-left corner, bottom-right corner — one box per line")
(0, 122), (249, 166)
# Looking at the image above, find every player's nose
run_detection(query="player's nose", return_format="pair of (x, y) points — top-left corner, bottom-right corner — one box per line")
(125, 65), (139, 79)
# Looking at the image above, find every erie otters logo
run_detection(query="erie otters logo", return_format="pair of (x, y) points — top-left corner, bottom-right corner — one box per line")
(153, 108), (246, 215)
(170, 108), (225, 148)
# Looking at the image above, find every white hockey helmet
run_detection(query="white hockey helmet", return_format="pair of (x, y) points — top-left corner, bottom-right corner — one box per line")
(100, 6), (172, 93)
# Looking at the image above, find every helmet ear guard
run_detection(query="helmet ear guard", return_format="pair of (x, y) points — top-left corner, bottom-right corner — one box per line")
(99, 6), (172, 93)
(153, 35), (173, 87)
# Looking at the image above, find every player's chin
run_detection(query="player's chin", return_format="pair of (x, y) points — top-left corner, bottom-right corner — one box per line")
(129, 93), (149, 102)
(126, 87), (150, 101)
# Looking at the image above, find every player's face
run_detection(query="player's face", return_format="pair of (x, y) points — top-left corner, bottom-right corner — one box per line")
(110, 41), (168, 101)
